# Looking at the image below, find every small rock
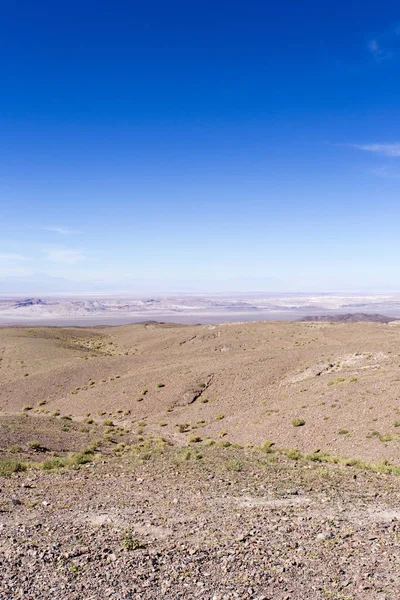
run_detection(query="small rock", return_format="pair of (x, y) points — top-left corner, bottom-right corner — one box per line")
(317, 531), (333, 541)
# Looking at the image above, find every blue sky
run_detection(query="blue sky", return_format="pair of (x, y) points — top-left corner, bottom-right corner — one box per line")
(1, 1), (400, 293)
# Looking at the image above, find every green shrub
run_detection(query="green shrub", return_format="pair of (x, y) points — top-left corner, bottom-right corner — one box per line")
(175, 448), (202, 462)
(122, 531), (144, 550)
(0, 459), (27, 476)
(41, 457), (66, 470)
(260, 440), (275, 452)
(217, 440), (232, 448)
(203, 439), (215, 446)
(282, 448), (302, 460)
(27, 441), (41, 450)
(292, 418), (305, 427)
(176, 423), (190, 433)
(8, 444), (22, 453)
(226, 459), (243, 472)
(69, 451), (92, 466)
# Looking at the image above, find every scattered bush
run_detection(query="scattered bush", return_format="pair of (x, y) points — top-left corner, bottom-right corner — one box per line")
(41, 457), (66, 470)
(203, 439), (215, 446)
(0, 459), (27, 476)
(122, 531), (144, 551)
(260, 440), (275, 453)
(175, 448), (203, 462)
(217, 440), (232, 448)
(27, 441), (41, 450)
(176, 423), (190, 433)
(226, 459), (243, 472)
(8, 444), (22, 453)
(282, 448), (302, 460)
(292, 418), (305, 427)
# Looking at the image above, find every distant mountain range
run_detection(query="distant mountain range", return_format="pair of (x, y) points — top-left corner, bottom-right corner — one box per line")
(14, 298), (46, 308)
(1, 295), (400, 325)
(298, 313), (398, 323)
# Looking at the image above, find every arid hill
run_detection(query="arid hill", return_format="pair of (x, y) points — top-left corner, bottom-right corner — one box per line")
(2, 319), (400, 463)
(298, 312), (398, 323)
(3, 320), (400, 599)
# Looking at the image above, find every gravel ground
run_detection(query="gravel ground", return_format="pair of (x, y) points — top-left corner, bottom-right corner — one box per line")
(1, 447), (400, 599)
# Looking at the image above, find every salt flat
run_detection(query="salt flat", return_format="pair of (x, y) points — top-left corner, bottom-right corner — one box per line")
(1, 293), (400, 325)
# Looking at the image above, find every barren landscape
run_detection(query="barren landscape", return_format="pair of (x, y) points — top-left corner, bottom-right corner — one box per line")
(2, 319), (400, 598)
(2, 293), (400, 325)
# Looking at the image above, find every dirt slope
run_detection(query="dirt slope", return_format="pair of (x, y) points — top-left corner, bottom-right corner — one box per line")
(2, 320), (400, 463)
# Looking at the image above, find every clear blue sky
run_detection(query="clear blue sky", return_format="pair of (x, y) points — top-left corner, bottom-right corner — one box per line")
(1, 1), (400, 293)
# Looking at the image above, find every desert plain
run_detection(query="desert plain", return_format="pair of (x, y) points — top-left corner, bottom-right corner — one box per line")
(2, 319), (400, 599)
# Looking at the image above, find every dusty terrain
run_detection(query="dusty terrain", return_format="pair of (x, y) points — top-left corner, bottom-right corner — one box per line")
(2, 320), (400, 461)
(2, 320), (400, 598)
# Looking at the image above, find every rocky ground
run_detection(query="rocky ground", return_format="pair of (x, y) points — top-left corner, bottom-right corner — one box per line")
(1, 445), (400, 599)
(2, 320), (400, 598)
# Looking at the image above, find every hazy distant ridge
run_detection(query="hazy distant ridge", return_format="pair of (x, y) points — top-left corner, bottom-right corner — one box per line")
(1, 295), (400, 325)
(298, 313), (398, 323)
